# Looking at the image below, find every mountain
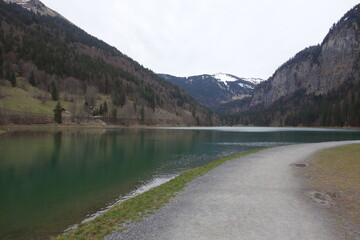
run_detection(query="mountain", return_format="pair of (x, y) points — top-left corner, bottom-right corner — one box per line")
(0, 0), (218, 126)
(234, 4), (360, 127)
(159, 73), (263, 111)
(3, 0), (66, 19)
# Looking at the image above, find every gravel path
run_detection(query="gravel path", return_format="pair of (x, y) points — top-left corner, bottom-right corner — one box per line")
(106, 141), (360, 240)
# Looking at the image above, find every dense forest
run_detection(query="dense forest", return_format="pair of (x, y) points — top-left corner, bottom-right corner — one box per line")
(0, 1), (217, 125)
(231, 81), (360, 127)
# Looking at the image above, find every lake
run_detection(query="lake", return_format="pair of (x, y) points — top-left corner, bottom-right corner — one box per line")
(1, 127), (360, 240)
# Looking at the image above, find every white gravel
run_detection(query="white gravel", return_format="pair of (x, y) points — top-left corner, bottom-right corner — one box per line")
(106, 141), (360, 240)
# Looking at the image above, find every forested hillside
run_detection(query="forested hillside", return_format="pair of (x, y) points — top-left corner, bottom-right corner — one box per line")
(0, 1), (217, 126)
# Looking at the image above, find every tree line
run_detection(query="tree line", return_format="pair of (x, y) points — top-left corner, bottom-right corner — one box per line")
(234, 81), (360, 127)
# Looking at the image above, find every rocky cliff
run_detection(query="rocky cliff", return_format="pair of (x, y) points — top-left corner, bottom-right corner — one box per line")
(251, 4), (360, 108)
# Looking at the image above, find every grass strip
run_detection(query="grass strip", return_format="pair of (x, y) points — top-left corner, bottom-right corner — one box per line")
(55, 148), (266, 240)
(0, 129), (6, 135)
(308, 144), (360, 239)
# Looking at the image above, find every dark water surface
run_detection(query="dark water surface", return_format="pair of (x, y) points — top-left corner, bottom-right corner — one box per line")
(1, 127), (360, 240)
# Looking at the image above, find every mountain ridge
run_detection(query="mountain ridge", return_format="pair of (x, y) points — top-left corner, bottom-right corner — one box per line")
(0, 0), (218, 126)
(160, 73), (263, 111)
(3, 0), (67, 20)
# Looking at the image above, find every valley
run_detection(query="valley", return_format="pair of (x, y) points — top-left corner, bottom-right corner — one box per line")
(1, 0), (360, 128)
(1, 2), (360, 240)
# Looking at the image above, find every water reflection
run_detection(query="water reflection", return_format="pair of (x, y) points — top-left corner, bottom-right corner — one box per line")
(0, 127), (360, 240)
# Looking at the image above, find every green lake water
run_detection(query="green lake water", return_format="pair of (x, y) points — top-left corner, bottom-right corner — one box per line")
(1, 127), (360, 240)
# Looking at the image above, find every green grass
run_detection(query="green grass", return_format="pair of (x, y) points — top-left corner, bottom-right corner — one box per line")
(0, 79), (75, 115)
(0, 129), (6, 134)
(55, 148), (267, 240)
(0, 78), (112, 117)
(308, 144), (360, 238)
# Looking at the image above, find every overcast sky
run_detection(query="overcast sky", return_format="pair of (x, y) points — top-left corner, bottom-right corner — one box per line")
(41, 0), (359, 79)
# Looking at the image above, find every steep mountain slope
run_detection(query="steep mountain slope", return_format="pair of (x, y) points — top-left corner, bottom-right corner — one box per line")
(236, 4), (360, 127)
(3, 0), (65, 19)
(0, 0), (217, 126)
(160, 73), (263, 111)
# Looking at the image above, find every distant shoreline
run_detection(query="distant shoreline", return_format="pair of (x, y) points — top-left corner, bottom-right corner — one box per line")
(2, 124), (360, 131)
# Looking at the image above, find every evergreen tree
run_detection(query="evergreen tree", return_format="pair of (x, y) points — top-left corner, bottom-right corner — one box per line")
(92, 108), (100, 116)
(320, 109), (328, 126)
(51, 81), (59, 101)
(99, 104), (104, 115)
(111, 107), (117, 120)
(140, 106), (145, 122)
(0, 47), (3, 79)
(9, 71), (16, 87)
(29, 71), (36, 86)
(112, 80), (126, 107)
(103, 101), (108, 114)
(4, 62), (11, 81)
(83, 100), (91, 114)
(54, 102), (62, 124)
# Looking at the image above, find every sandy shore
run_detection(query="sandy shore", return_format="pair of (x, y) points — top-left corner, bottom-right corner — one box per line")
(106, 141), (360, 240)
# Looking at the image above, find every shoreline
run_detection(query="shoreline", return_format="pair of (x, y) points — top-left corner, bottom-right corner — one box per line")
(3, 132), (358, 239)
(56, 149), (267, 240)
(56, 141), (360, 240)
(104, 141), (360, 240)
(2, 124), (360, 132)
(65, 175), (179, 232)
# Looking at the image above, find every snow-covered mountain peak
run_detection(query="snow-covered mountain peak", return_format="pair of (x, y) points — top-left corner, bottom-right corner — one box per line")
(4, 0), (29, 3)
(160, 73), (264, 111)
(212, 73), (264, 88)
(4, 0), (66, 19)
(213, 73), (239, 83)
(213, 73), (264, 84)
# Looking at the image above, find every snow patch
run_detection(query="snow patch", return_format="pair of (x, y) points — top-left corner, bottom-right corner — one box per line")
(238, 83), (253, 89)
(217, 82), (228, 90)
(213, 73), (238, 83)
(213, 73), (239, 87)
(244, 78), (264, 84)
(4, 0), (64, 19)
(212, 73), (264, 86)
(19, 0), (31, 5)
(5, 0), (31, 4)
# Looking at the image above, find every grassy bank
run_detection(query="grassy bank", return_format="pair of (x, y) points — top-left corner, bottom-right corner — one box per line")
(308, 144), (360, 239)
(0, 129), (6, 135)
(55, 148), (265, 240)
